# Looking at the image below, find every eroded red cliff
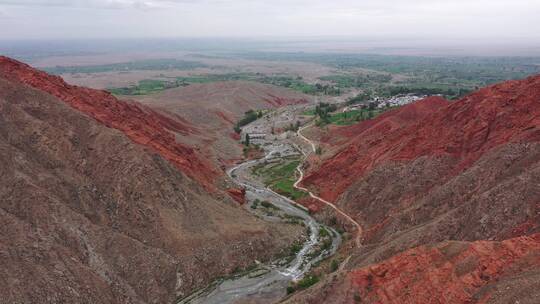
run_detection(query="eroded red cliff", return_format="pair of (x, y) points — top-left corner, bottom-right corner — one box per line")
(0, 56), (219, 190)
(347, 234), (540, 304)
(227, 188), (246, 204)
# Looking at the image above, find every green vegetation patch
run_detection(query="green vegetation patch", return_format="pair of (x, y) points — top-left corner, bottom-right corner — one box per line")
(251, 199), (282, 217)
(313, 102), (338, 121)
(236, 52), (540, 99)
(177, 73), (340, 95)
(108, 79), (177, 95)
(45, 59), (207, 74)
(108, 72), (343, 96)
(297, 275), (320, 289)
(176, 73), (254, 84)
(289, 242), (303, 255)
(287, 274), (321, 294)
(319, 74), (392, 88)
(376, 85), (472, 100)
(234, 109), (264, 133)
(261, 200), (279, 210)
(302, 108), (316, 116)
(319, 227), (330, 238)
(260, 76), (340, 95)
(108, 73), (256, 96)
(327, 109), (382, 126)
(310, 101), (393, 127)
(252, 159), (307, 200)
(330, 259), (339, 272)
(273, 179), (306, 201)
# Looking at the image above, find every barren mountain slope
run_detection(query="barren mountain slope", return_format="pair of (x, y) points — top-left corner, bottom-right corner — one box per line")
(286, 75), (540, 303)
(0, 60), (302, 303)
(0, 56), (220, 191)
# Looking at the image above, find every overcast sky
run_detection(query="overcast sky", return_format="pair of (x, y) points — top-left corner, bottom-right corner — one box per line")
(0, 0), (539, 41)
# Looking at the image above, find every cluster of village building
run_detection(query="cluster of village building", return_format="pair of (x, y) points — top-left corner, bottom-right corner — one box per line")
(374, 94), (427, 108)
(347, 93), (427, 111)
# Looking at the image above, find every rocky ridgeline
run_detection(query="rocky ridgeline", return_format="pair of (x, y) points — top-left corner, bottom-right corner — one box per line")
(0, 56), (219, 191)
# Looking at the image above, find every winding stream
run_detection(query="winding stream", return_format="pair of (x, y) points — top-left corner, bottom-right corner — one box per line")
(178, 138), (341, 304)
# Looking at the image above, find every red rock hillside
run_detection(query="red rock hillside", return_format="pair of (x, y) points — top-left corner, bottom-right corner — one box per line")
(303, 77), (540, 203)
(0, 56), (219, 190)
(347, 234), (540, 304)
(227, 188), (246, 204)
(288, 234), (540, 303)
(285, 75), (540, 304)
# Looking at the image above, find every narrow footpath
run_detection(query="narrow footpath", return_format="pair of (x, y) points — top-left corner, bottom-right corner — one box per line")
(293, 124), (363, 248)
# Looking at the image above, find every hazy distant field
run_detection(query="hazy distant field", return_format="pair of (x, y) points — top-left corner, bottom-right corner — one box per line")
(12, 39), (539, 101)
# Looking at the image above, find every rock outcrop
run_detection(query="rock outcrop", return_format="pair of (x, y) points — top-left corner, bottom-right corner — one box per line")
(347, 234), (540, 304)
(227, 188), (247, 204)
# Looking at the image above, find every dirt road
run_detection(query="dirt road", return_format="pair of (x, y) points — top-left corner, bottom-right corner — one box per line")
(294, 124), (363, 248)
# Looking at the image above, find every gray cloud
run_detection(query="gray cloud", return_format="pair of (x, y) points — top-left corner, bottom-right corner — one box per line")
(0, 0), (538, 42)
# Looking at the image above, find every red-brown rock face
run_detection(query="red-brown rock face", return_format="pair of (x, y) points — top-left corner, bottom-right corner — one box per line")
(227, 188), (247, 204)
(301, 76), (540, 248)
(0, 56), (219, 191)
(283, 75), (540, 304)
(291, 234), (540, 304)
(303, 77), (540, 202)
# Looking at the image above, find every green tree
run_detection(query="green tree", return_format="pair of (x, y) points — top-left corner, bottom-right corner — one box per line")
(330, 260), (339, 272)
(244, 134), (250, 146)
(296, 275), (320, 289)
(286, 286), (296, 294)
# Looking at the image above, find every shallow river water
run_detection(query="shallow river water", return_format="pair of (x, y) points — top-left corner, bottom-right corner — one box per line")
(178, 142), (341, 304)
